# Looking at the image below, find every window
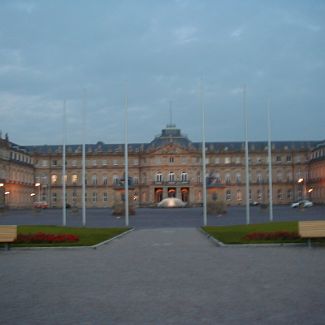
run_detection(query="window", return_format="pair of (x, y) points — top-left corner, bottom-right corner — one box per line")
(236, 190), (242, 201)
(286, 155), (292, 162)
(277, 189), (283, 200)
(181, 172), (188, 182)
(51, 174), (57, 184)
(277, 172), (283, 182)
(225, 157), (231, 164)
(226, 190), (231, 201)
(169, 157), (174, 163)
(42, 160), (48, 167)
(52, 192), (57, 203)
(102, 160), (107, 166)
(92, 175), (97, 185)
(181, 157), (187, 164)
(169, 172), (175, 182)
(276, 155), (282, 162)
(92, 192), (97, 203)
(235, 157), (240, 164)
(133, 159), (139, 165)
(113, 175), (119, 185)
(92, 160), (97, 166)
(52, 160), (57, 166)
(113, 159), (118, 166)
(287, 189), (292, 200)
(225, 173), (231, 184)
(236, 173), (241, 184)
(72, 174), (78, 185)
(156, 173), (163, 182)
(72, 160), (77, 167)
(103, 176), (108, 185)
(257, 189), (262, 200)
(257, 173), (263, 184)
(103, 192), (108, 202)
(215, 157), (220, 164)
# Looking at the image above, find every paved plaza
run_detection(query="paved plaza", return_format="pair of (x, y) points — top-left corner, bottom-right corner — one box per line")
(0, 228), (325, 324)
(1, 225), (325, 324)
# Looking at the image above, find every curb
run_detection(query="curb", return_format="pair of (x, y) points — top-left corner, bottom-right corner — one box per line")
(199, 228), (309, 248)
(2, 228), (134, 251)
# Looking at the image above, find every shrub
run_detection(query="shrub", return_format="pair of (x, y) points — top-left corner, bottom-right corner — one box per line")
(243, 231), (299, 241)
(15, 232), (79, 244)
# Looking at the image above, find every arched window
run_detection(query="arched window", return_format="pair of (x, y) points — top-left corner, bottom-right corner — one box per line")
(181, 172), (188, 182)
(156, 172), (163, 182)
(169, 172), (175, 182)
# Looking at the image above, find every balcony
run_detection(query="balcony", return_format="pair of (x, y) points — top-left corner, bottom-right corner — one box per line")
(152, 180), (190, 186)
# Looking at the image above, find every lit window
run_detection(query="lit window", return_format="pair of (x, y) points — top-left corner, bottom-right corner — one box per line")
(72, 175), (78, 184)
(51, 175), (57, 184)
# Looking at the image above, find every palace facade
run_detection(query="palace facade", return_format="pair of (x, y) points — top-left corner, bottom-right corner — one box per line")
(0, 125), (324, 209)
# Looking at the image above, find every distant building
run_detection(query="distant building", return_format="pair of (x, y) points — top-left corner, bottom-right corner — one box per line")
(0, 125), (324, 208)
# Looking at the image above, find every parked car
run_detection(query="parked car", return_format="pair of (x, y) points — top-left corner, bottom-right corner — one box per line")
(291, 200), (313, 208)
(33, 201), (48, 209)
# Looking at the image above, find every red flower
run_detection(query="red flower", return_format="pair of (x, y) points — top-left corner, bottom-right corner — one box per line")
(15, 232), (79, 244)
(243, 231), (299, 241)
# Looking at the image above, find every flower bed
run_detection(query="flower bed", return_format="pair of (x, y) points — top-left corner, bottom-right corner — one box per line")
(15, 232), (79, 244)
(243, 231), (299, 241)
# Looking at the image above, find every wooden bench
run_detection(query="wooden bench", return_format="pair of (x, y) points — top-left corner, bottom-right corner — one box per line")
(298, 221), (325, 247)
(0, 225), (17, 250)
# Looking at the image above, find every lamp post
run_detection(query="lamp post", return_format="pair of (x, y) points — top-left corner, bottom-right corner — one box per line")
(4, 191), (10, 208)
(35, 182), (41, 201)
(298, 178), (304, 200)
(307, 188), (313, 201)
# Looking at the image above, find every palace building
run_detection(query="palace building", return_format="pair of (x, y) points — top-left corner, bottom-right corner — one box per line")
(0, 124), (324, 209)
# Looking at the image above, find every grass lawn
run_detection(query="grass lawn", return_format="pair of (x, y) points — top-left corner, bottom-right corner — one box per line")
(202, 221), (321, 245)
(11, 226), (131, 247)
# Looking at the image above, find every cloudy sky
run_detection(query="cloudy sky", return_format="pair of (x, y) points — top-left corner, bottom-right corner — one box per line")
(0, 0), (324, 145)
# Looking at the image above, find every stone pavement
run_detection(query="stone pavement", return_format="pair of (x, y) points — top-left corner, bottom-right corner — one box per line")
(1, 228), (325, 324)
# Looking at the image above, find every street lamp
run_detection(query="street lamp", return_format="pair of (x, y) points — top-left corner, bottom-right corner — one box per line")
(308, 188), (313, 200)
(297, 178), (304, 200)
(4, 191), (10, 208)
(35, 182), (41, 201)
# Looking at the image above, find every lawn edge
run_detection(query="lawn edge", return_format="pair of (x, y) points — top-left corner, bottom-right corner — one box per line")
(4, 228), (134, 251)
(199, 227), (307, 247)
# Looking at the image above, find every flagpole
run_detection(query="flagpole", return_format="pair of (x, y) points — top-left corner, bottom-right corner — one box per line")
(267, 99), (274, 222)
(200, 79), (207, 226)
(243, 85), (250, 224)
(62, 100), (67, 226)
(124, 84), (129, 227)
(82, 90), (87, 226)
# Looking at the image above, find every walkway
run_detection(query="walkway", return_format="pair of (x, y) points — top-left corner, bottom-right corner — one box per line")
(1, 228), (325, 324)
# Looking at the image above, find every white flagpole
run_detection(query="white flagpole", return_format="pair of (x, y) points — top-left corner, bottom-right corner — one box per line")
(200, 79), (207, 226)
(82, 90), (87, 226)
(243, 85), (250, 224)
(124, 84), (129, 227)
(267, 100), (274, 222)
(62, 100), (67, 226)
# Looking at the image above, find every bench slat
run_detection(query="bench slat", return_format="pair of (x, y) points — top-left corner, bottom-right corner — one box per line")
(299, 221), (325, 238)
(0, 225), (17, 242)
